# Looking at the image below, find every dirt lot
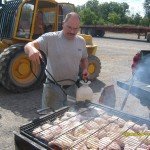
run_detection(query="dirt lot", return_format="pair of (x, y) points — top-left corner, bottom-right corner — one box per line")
(0, 32), (150, 150)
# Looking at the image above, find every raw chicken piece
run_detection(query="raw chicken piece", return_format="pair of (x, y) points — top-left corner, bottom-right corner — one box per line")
(32, 126), (42, 136)
(115, 138), (125, 149)
(124, 143), (148, 150)
(124, 136), (140, 147)
(116, 118), (126, 128)
(53, 117), (61, 125)
(137, 143), (150, 150)
(107, 115), (119, 123)
(71, 121), (81, 128)
(84, 120), (99, 130)
(72, 141), (87, 150)
(141, 135), (150, 145)
(59, 120), (71, 129)
(124, 144), (135, 150)
(48, 135), (73, 149)
(86, 136), (99, 149)
(94, 117), (108, 125)
(61, 121), (81, 133)
(50, 125), (62, 136)
(67, 133), (78, 141)
(99, 137), (121, 150)
(73, 125), (89, 137)
(64, 111), (77, 117)
(105, 123), (120, 132)
(39, 129), (54, 141)
(41, 123), (52, 130)
(99, 137), (112, 149)
(69, 116), (80, 123)
(107, 131), (121, 140)
(107, 141), (121, 150)
(60, 115), (69, 121)
(94, 107), (105, 115)
(133, 123), (147, 132)
(97, 130), (107, 139)
(121, 120), (135, 132)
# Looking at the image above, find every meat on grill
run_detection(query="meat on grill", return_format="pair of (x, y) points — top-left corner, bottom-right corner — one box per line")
(31, 107), (150, 150)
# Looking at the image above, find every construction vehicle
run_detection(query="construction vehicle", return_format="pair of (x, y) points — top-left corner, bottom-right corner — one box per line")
(0, 0), (101, 93)
(80, 25), (150, 42)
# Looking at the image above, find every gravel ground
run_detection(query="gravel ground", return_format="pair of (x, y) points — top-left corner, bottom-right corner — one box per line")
(0, 32), (149, 150)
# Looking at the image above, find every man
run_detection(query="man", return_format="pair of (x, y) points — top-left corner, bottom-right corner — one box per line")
(24, 12), (88, 110)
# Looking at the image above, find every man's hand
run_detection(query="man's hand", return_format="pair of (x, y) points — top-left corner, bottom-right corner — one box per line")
(80, 58), (89, 81)
(24, 41), (42, 64)
(82, 68), (89, 81)
(28, 48), (42, 64)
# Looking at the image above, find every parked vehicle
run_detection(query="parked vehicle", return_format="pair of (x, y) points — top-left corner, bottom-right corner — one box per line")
(0, 0), (101, 93)
(80, 25), (150, 42)
(131, 50), (150, 84)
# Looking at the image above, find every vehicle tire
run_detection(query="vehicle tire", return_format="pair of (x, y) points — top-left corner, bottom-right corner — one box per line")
(97, 29), (105, 37)
(0, 44), (46, 93)
(147, 33), (150, 42)
(88, 55), (101, 80)
(86, 28), (94, 36)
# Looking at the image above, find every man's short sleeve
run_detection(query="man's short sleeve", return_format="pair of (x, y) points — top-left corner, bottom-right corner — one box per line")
(36, 32), (54, 55)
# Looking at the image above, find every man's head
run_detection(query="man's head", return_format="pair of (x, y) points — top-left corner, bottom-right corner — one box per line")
(62, 12), (80, 40)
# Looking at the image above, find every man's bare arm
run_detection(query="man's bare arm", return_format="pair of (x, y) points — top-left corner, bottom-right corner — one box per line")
(80, 58), (89, 79)
(24, 40), (42, 64)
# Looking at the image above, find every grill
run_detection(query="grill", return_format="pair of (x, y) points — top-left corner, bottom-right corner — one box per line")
(14, 101), (150, 150)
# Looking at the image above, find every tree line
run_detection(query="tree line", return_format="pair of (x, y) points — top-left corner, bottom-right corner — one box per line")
(0, 0), (149, 27)
(76, 0), (150, 27)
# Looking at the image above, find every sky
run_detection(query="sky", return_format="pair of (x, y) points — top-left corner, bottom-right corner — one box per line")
(1, 0), (145, 17)
(57, 0), (145, 17)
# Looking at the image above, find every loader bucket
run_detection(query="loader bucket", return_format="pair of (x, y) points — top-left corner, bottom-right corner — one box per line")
(79, 34), (97, 56)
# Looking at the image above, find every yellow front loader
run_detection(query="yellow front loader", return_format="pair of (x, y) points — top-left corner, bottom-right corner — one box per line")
(0, 0), (101, 93)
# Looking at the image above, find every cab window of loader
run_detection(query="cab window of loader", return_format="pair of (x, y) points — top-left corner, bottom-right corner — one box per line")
(32, 11), (56, 39)
(43, 12), (56, 32)
(17, 3), (34, 38)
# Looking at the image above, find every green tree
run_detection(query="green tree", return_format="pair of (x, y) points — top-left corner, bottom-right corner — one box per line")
(126, 15), (135, 25)
(76, 1), (148, 26)
(140, 16), (150, 26)
(98, 2), (129, 23)
(144, 0), (150, 26)
(133, 13), (142, 25)
(86, 0), (99, 15)
(79, 8), (98, 25)
(108, 12), (121, 24)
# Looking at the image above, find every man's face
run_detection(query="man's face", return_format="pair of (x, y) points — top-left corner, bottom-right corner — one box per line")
(63, 17), (80, 40)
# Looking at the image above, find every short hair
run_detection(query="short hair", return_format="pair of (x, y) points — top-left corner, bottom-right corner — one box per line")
(63, 12), (80, 23)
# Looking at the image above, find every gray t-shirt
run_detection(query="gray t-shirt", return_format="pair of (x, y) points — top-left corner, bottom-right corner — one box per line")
(36, 31), (88, 85)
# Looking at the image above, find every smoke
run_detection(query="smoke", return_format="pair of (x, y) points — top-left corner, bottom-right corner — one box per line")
(134, 54), (150, 84)
(117, 53), (150, 110)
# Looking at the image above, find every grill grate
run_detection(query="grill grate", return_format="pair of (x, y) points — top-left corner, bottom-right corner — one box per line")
(19, 102), (150, 150)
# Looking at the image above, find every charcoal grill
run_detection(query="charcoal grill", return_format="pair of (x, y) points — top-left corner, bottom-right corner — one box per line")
(14, 101), (150, 150)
